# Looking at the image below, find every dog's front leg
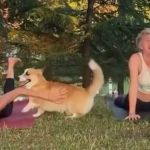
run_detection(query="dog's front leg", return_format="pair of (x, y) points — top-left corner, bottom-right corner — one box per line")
(22, 102), (36, 113)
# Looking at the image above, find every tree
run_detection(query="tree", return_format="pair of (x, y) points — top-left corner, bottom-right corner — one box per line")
(81, 0), (95, 88)
(0, 0), (83, 81)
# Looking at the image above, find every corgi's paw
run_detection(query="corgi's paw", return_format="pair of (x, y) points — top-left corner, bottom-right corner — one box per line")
(33, 113), (42, 118)
(65, 113), (77, 119)
(65, 113), (83, 119)
(32, 109), (44, 118)
(14, 96), (27, 102)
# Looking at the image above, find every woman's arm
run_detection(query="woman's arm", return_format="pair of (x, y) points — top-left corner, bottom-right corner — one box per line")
(125, 53), (141, 120)
(0, 86), (67, 111)
(0, 90), (19, 110)
(18, 86), (67, 103)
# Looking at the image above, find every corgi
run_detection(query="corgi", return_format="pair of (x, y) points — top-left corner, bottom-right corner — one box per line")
(19, 59), (104, 118)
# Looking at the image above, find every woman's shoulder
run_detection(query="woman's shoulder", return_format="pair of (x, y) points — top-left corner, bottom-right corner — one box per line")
(129, 52), (141, 61)
(129, 52), (141, 66)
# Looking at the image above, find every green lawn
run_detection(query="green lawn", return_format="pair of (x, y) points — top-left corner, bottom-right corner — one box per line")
(0, 95), (150, 150)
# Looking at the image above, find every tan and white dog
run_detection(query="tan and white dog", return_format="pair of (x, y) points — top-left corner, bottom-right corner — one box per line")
(19, 59), (104, 118)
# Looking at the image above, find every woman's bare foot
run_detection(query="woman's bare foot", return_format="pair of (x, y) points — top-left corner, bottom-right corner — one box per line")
(5, 57), (22, 78)
(8, 57), (22, 67)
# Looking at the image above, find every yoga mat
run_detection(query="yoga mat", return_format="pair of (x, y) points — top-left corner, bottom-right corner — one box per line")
(106, 96), (128, 120)
(0, 100), (36, 129)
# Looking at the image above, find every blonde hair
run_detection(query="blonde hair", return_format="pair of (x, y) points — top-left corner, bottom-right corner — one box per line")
(136, 28), (150, 50)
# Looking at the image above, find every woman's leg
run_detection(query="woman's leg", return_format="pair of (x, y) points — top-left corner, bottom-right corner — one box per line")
(0, 57), (21, 118)
(114, 95), (129, 110)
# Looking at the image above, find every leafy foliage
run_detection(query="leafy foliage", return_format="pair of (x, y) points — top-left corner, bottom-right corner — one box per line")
(0, 0), (150, 87)
(24, 7), (77, 34)
(92, 0), (150, 83)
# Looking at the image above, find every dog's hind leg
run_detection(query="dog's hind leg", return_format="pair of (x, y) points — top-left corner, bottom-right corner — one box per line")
(65, 113), (84, 119)
(33, 108), (45, 117)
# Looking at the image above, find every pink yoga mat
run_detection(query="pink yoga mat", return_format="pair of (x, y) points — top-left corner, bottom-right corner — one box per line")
(0, 100), (36, 129)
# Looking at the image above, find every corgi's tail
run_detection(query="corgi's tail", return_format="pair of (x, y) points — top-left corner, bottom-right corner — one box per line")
(86, 59), (104, 97)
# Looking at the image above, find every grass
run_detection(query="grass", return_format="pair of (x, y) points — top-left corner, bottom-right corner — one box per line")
(1, 95), (150, 150)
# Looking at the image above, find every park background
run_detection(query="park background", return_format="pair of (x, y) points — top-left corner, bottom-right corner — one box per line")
(0, 0), (150, 149)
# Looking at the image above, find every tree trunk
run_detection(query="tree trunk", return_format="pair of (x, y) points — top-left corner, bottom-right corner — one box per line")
(0, 0), (8, 39)
(82, 38), (92, 88)
(118, 0), (134, 16)
(82, 0), (95, 88)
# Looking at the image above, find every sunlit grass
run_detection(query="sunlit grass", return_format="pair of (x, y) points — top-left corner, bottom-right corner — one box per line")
(0, 95), (150, 150)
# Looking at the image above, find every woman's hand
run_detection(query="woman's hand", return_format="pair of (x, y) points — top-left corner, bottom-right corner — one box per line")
(125, 113), (141, 121)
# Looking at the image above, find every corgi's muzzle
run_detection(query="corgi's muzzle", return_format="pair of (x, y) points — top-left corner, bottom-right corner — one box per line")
(19, 79), (31, 87)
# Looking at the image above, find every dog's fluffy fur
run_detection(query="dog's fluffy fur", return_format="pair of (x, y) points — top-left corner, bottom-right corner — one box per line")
(19, 59), (104, 118)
